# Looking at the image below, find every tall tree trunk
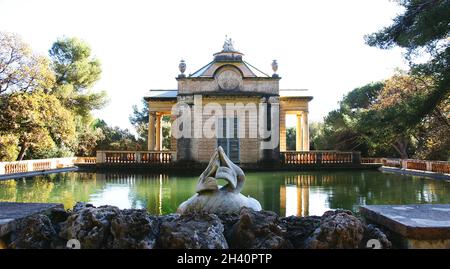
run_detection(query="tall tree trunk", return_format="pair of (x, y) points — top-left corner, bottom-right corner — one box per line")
(17, 143), (28, 161)
(392, 137), (409, 159)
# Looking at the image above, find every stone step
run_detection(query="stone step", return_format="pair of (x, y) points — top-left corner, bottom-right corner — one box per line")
(361, 204), (450, 249)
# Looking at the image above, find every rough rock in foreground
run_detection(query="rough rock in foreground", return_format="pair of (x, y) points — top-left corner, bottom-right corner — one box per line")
(158, 213), (228, 249)
(3, 203), (391, 249)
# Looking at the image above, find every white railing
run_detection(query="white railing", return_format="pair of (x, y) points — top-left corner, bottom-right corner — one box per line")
(362, 157), (450, 175)
(0, 157), (78, 175)
(96, 150), (177, 164)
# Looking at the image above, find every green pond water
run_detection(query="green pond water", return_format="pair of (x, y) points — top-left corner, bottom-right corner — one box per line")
(1, 170), (449, 217)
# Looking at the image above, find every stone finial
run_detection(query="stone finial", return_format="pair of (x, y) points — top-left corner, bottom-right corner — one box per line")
(178, 59), (186, 77)
(272, 60), (279, 77)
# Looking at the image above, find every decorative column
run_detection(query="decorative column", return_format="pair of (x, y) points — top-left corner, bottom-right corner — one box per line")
(279, 111), (287, 151)
(148, 112), (156, 151)
(96, 151), (105, 163)
(156, 113), (162, 151)
(296, 112), (303, 151)
(302, 111), (309, 151)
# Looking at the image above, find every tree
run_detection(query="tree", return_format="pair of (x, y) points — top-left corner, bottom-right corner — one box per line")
(365, 0), (449, 133)
(414, 98), (450, 160)
(162, 115), (172, 150)
(49, 37), (107, 120)
(0, 90), (76, 160)
(0, 32), (54, 94)
(357, 74), (435, 158)
(0, 134), (19, 161)
(73, 118), (104, 157)
(129, 99), (149, 146)
(364, 0), (449, 159)
(49, 37), (108, 155)
(312, 82), (384, 155)
(94, 120), (142, 151)
(286, 127), (296, 150)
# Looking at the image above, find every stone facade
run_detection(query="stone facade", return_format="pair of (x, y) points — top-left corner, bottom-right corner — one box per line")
(145, 40), (312, 164)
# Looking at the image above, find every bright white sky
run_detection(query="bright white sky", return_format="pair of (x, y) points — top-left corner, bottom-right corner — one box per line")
(0, 0), (407, 131)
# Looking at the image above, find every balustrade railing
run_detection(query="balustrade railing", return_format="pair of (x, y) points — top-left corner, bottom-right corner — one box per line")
(406, 159), (427, 171)
(0, 157), (78, 176)
(361, 158), (383, 164)
(431, 161), (450, 174)
(96, 150), (176, 164)
(282, 151), (358, 165)
(361, 157), (449, 175)
(382, 158), (402, 168)
(74, 157), (97, 164)
(4, 162), (28, 174)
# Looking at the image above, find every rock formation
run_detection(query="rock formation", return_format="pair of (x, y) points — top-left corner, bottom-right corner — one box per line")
(4, 204), (392, 249)
(157, 213), (228, 249)
(303, 210), (365, 249)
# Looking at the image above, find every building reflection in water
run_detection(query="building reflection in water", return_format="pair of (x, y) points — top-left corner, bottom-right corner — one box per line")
(281, 174), (332, 217)
(92, 173), (176, 215)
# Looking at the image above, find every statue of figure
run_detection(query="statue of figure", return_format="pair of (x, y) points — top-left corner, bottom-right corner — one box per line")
(177, 146), (262, 215)
(222, 36), (235, 52)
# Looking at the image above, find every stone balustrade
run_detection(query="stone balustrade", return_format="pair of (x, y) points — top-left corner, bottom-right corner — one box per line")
(0, 157), (78, 175)
(282, 151), (360, 165)
(361, 157), (383, 164)
(74, 157), (97, 164)
(362, 157), (450, 175)
(96, 150), (177, 164)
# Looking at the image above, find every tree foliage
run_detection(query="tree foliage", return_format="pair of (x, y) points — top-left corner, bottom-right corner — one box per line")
(314, 73), (449, 160)
(130, 99), (149, 146)
(0, 32), (54, 94)
(286, 127), (296, 150)
(48, 37), (110, 156)
(0, 32), (133, 161)
(312, 82), (384, 156)
(94, 120), (142, 151)
(0, 90), (76, 160)
(49, 37), (107, 120)
(357, 74), (437, 158)
(366, 0), (450, 158)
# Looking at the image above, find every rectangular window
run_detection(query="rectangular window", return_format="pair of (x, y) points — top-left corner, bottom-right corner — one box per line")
(217, 117), (240, 163)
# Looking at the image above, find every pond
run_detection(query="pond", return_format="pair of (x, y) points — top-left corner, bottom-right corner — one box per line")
(1, 170), (450, 217)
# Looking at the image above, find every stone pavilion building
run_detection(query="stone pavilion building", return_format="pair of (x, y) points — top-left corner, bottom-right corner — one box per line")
(145, 38), (312, 164)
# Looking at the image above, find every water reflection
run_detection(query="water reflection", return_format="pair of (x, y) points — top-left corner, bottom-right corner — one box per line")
(0, 171), (449, 217)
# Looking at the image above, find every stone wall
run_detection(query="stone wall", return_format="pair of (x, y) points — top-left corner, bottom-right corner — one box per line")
(177, 77), (280, 95)
(176, 97), (275, 164)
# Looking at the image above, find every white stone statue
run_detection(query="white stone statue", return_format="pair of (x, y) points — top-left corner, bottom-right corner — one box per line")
(177, 146), (262, 215)
(222, 36), (236, 52)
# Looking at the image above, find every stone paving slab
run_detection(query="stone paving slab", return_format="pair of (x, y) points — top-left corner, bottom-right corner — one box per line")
(361, 204), (450, 240)
(0, 202), (63, 237)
